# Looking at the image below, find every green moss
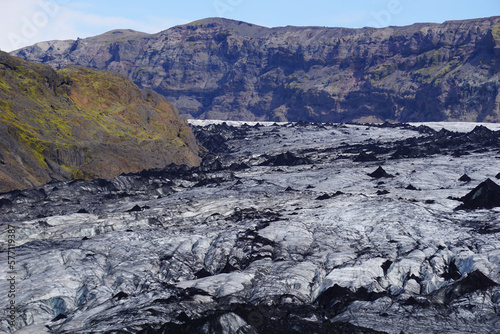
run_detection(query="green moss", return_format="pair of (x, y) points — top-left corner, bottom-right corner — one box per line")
(60, 163), (77, 174)
(173, 136), (185, 146)
(72, 169), (95, 180)
(48, 114), (74, 139)
(0, 78), (10, 91)
(285, 80), (302, 89)
(0, 99), (11, 112)
(18, 131), (48, 167)
(431, 50), (442, 64)
(370, 63), (397, 86)
(438, 64), (453, 77)
(492, 24), (500, 45)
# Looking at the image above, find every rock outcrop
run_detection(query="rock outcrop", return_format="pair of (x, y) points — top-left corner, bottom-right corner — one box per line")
(457, 178), (500, 209)
(0, 52), (201, 193)
(11, 16), (500, 122)
(368, 166), (393, 178)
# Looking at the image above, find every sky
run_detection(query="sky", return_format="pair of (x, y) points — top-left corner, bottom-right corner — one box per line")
(0, 0), (499, 52)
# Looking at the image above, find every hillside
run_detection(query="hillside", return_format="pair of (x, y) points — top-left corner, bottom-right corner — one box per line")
(11, 17), (500, 122)
(0, 52), (201, 193)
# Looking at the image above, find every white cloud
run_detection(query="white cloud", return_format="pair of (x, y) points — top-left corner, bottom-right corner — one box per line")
(0, 0), (187, 52)
(0, 0), (73, 51)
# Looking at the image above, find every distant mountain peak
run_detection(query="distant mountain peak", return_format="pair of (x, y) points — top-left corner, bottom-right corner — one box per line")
(175, 17), (271, 38)
(88, 28), (150, 42)
(183, 17), (265, 28)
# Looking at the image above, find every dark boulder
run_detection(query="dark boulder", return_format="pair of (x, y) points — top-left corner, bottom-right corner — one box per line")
(353, 151), (378, 162)
(192, 130), (229, 154)
(194, 268), (212, 279)
(316, 284), (386, 311)
(316, 191), (343, 200)
(261, 151), (312, 166)
(51, 314), (67, 322)
(229, 162), (250, 171)
(441, 260), (462, 281)
(113, 291), (129, 300)
(127, 205), (150, 212)
(391, 145), (425, 159)
(0, 198), (12, 208)
(433, 270), (498, 304)
(456, 178), (500, 210)
(466, 125), (496, 144)
(458, 174), (472, 182)
(199, 158), (223, 172)
(368, 166), (394, 178)
(381, 260), (393, 275)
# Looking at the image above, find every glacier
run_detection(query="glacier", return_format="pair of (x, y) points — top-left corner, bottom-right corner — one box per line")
(0, 121), (499, 333)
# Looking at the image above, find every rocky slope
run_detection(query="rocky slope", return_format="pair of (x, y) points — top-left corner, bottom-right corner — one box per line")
(0, 121), (499, 333)
(0, 52), (200, 193)
(11, 16), (500, 122)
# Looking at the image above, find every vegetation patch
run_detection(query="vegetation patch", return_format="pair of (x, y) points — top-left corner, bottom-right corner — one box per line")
(492, 24), (500, 46)
(371, 63), (397, 84)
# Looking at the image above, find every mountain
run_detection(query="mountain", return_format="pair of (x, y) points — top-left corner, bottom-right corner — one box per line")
(0, 52), (201, 193)
(11, 17), (500, 122)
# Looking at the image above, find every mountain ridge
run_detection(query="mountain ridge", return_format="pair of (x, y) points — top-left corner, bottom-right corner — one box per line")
(11, 16), (500, 122)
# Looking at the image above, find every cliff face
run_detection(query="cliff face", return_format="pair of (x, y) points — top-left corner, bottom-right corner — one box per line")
(11, 17), (500, 123)
(0, 52), (201, 193)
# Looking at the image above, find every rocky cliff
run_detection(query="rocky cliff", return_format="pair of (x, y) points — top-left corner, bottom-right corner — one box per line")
(0, 52), (201, 193)
(11, 16), (500, 122)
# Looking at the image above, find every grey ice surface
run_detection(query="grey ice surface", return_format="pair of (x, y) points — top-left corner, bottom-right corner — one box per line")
(1, 121), (499, 333)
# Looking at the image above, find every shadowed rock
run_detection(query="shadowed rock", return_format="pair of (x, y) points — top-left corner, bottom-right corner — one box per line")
(467, 125), (496, 144)
(456, 178), (500, 210)
(433, 270), (498, 304)
(229, 162), (250, 171)
(316, 191), (344, 200)
(261, 151), (312, 166)
(368, 166), (394, 178)
(0, 198), (12, 208)
(113, 291), (129, 300)
(441, 260), (462, 281)
(354, 152), (378, 162)
(316, 284), (386, 311)
(391, 145), (426, 159)
(127, 205), (150, 212)
(51, 314), (67, 322)
(376, 190), (390, 195)
(458, 174), (472, 182)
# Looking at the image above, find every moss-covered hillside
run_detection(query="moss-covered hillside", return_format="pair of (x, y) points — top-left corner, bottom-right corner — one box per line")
(0, 52), (201, 193)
